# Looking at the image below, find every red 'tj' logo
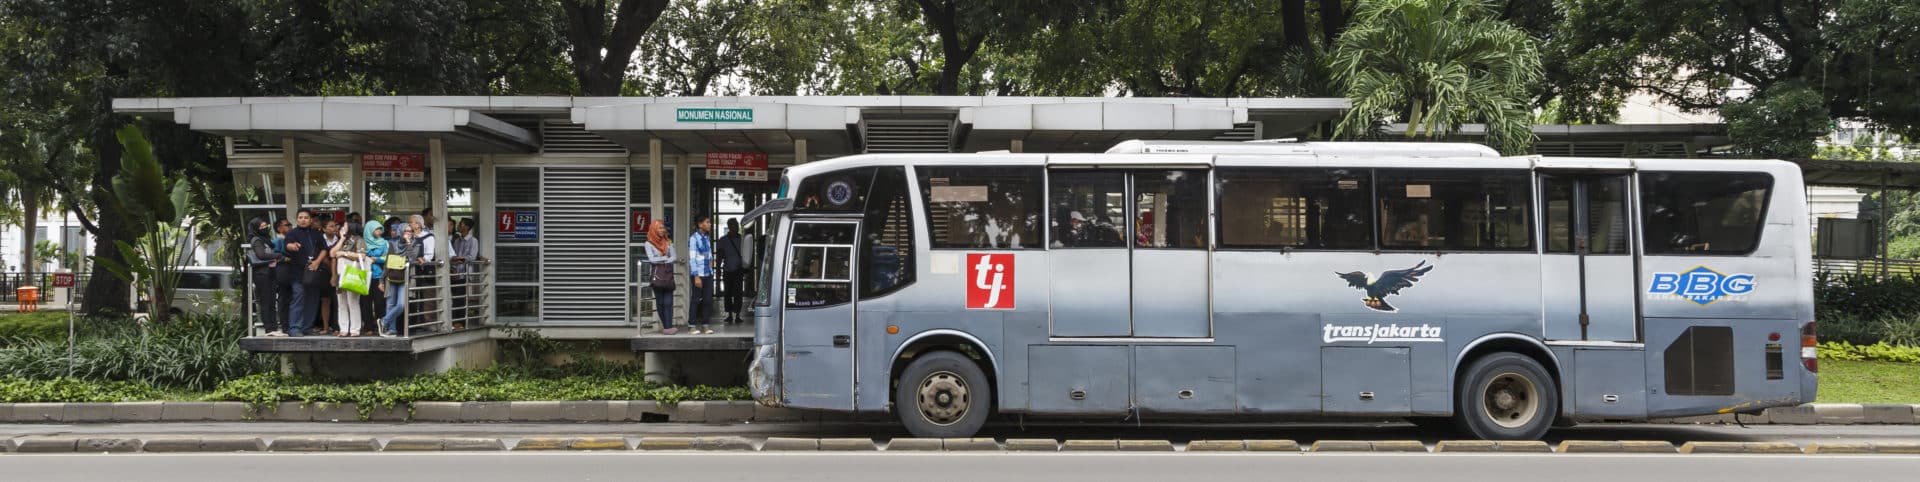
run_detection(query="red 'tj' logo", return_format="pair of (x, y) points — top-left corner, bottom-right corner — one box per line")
(966, 253), (1014, 310)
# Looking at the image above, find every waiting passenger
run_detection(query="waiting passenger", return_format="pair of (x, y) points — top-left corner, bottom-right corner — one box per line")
(380, 218), (414, 337)
(360, 220), (388, 336)
(270, 219), (294, 337)
(643, 219), (679, 335)
(449, 217), (480, 330)
(688, 214), (715, 335)
(244, 218), (280, 337)
(330, 220), (368, 337)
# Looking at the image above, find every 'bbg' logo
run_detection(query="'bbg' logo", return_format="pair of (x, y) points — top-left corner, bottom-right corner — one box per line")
(1648, 266), (1755, 305)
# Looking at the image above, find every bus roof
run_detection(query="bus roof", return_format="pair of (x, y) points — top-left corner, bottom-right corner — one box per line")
(1104, 139), (1502, 158)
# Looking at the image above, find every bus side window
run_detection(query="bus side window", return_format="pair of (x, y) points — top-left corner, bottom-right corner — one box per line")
(863, 167), (915, 297)
(1377, 169), (1533, 251)
(917, 166), (1043, 249)
(1049, 171), (1128, 248)
(1216, 168), (1374, 250)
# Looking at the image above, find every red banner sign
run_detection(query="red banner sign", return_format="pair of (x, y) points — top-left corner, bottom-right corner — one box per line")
(705, 152), (769, 182)
(362, 153), (426, 182)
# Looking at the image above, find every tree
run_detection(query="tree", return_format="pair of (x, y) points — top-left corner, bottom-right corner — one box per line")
(0, 132), (75, 280)
(1554, 0), (1920, 151)
(92, 126), (198, 324)
(1330, 0), (1543, 154)
(562, 0), (671, 96)
(631, 0), (765, 96)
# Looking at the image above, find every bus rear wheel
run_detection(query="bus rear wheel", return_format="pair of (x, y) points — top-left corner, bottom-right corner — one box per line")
(894, 350), (990, 439)
(1454, 353), (1557, 440)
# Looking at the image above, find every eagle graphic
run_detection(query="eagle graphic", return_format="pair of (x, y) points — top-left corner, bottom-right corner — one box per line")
(1336, 260), (1434, 313)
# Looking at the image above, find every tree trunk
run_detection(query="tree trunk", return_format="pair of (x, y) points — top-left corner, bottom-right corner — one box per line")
(21, 201), (37, 281)
(1282, 0), (1309, 51)
(1405, 99), (1424, 138)
(84, 94), (131, 317)
(1319, 0), (1348, 46)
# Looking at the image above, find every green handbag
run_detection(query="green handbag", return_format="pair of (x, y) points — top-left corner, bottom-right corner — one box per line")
(339, 262), (371, 296)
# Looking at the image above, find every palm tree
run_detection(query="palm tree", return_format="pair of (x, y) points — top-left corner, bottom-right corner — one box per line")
(0, 133), (64, 280)
(1329, 0), (1542, 154)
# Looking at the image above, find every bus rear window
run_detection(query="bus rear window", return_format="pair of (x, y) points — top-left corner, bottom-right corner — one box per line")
(1641, 172), (1772, 255)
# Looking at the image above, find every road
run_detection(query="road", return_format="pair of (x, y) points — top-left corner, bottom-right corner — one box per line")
(3, 452), (1919, 482)
(4, 421), (1919, 447)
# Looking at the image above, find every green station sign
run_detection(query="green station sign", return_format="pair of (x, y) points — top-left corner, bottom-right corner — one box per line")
(675, 107), (754, 123)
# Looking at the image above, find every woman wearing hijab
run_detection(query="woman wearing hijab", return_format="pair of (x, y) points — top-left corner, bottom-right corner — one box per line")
(359, 220), (389, 336)
(380, 218), (414, 337)
(643, 219), (679, 335)
(330, 220), (368, 337)
(244, 218), (282, 336)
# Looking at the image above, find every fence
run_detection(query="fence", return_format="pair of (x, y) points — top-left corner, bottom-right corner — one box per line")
(1814, 257), (1920, 279)
(243, 259), (492, 338)
(0, 272), (92, 306)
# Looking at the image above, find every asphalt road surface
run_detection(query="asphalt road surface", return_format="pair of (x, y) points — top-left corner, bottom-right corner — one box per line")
(4, 452), (1919, 482)
(5, 421), (1920, 447)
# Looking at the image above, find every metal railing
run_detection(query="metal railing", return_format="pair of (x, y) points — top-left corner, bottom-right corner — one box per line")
(0, 272), (90, 305)
(243, 258), (493, 339)
(1814, 257), (1920, 280)
(404, 259), (491, 336)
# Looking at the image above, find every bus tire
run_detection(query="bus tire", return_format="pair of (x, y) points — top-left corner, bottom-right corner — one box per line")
(895, 350), (990, 439)
(1454, 352), (1557, 440)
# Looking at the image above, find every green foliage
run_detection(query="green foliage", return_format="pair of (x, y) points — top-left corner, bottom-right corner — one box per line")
(0, 312), (272, 390)
(212, 369), (748, 419)
(1815, 272), (1920, 345)
(1724, 82), (1828, 158)
(90, 126), (198, 324)
(0, 311), (70, 346)
(1331, 0), (1542, 154)
(1555, 0), (1920, 141)
(0, 377), (165, 403)
(1819, 341), (1920, 364)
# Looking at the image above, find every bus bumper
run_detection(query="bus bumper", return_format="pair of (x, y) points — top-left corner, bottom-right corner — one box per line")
(748, 343), (782, 407)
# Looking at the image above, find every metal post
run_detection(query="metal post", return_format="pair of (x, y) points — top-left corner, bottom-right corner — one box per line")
(66, 283), (75, 378)
(1880, 171), (1892, 279)
(429, 138), (451, 331)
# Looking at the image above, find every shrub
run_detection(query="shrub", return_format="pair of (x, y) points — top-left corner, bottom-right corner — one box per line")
(212, 369), (749, 419)
(0, 312), (272, 390)
(0, 377), (165, 403)
(1819, 341), (1920, 364)
(1816, 272), (1920, 345)
(0, 311), (71, 346)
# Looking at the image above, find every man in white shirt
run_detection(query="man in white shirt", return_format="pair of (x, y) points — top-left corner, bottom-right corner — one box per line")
(449, 218), (480, 329)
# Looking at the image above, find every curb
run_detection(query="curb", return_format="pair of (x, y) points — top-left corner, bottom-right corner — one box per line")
(1678, 442), (1803, 454)
(1806, 442), (1920, 454)
(1557, 440), (1678, 454)
(1433, 440), (1553, 453)
(3, 401), (1916, 425)
(5, 435), (1918, 455)
(1309, 440), (1426, 453)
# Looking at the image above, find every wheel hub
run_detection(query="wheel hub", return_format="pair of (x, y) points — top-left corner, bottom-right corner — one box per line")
(1481, 372), (1539, 430)
(916, 371), (970, 426)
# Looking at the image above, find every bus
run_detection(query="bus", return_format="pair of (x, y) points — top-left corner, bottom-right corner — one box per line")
(743, 140), (1815, 440)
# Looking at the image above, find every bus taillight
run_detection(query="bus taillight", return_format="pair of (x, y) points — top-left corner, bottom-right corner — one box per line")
(1801, 321), (1819, 373)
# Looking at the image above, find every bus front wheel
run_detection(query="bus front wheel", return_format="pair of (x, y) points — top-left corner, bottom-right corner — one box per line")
(894, 351), (991, 438)
(1455, 353), (1558, 440)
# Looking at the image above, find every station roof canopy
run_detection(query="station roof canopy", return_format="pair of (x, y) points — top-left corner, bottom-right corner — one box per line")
(112, 96), (1351, 156)
(1785, 157), (1920, 190)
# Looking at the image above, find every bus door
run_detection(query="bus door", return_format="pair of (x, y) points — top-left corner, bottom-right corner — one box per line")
(779, 218), (861, 409)
(1539, 170), (1639, 341)
(1048, 169), (1210, 337)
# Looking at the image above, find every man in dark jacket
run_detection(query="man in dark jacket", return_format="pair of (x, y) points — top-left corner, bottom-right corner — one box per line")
(716, 218), (748, 324)
(283, 209), (329, 337)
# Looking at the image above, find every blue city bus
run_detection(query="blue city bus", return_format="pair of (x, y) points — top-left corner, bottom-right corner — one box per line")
(744, 140), (1816, 440)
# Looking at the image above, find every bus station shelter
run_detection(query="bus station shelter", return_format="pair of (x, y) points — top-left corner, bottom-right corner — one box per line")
(112, 95), (1350, 379)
